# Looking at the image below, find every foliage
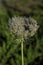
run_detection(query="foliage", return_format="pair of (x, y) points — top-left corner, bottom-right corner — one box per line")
(0, 0), (43, 65)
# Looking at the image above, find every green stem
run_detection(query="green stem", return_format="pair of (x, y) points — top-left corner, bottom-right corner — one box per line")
(21, 37), (24, 65)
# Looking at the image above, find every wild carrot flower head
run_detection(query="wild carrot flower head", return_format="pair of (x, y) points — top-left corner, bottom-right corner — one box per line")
(8, 16), (39, 38)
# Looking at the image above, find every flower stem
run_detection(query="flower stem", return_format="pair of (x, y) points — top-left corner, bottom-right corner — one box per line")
(21, 37), (24, 65)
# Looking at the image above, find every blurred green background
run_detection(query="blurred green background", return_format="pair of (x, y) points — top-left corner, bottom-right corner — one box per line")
(0, 0), (43, 65)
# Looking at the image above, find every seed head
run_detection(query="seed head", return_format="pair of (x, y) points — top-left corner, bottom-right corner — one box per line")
(8, 16), (39, 38)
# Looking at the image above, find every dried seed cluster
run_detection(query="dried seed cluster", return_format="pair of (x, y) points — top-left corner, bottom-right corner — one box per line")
(8, 16), (39, 37)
